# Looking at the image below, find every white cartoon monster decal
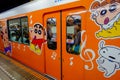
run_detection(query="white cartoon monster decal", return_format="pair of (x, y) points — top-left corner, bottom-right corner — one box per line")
(90, 0), (120, 39)
(97, 40), (120, 78)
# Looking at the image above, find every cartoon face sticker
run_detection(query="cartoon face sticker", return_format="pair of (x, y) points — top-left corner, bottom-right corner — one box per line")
(30, 23), (46, 55)
(90, 0), (120, 39)
(33, 24), (45, 39)
(97, 40), (120, 78)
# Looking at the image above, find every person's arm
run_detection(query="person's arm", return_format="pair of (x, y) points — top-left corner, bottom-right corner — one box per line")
(74, 32), (81, 45)
(77, 32), (81, 44)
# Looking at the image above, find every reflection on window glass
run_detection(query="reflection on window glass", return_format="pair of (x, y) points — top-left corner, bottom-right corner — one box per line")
(47, 18), (57, 50)
(8, 17), (29, 45)
(21, 17), (29, 44)
(66, 15), (81, 55)
(9, 19), (22, 43)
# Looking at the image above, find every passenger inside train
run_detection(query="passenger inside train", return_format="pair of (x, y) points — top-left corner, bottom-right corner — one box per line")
(10, 25), (22, 43)
(66, 15), (81, 55)
(47, 18), (57, 50)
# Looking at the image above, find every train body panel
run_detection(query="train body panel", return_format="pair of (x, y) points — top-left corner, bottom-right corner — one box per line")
(0, 0), (120, 80)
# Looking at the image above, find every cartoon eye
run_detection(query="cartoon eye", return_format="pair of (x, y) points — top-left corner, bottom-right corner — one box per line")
(38, 30), (42, 35)
(100, 9), (107, 16)
(34, 29), (37, 34)
(109, 4), (116, 12)
(103, 51), (106, 53)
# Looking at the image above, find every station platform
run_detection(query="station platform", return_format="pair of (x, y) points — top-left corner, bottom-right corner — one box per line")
(0, 53), (51, 80)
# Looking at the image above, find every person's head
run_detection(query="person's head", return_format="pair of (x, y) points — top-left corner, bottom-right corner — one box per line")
(23, 31), (29, 38)
(67, 16), (74, 25)
(90, 0), (120, 26)
(74, 23), (81, 32)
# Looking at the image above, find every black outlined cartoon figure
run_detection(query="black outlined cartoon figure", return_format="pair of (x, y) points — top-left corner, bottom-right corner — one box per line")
(90, 0), (120, 39)
(0, 28), (12, 55)
(97, 40), (120, 78)
(30, 23), (46, 55)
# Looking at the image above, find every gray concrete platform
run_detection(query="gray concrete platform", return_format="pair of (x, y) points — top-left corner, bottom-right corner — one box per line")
(0, 53), (49, 80)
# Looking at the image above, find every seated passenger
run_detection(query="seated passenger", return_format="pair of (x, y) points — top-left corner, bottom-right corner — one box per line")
(23, 32), (29, 44)
(15, 25), (22, 42)
(11, 33), (16, 41)
(67, 16), (74, 26)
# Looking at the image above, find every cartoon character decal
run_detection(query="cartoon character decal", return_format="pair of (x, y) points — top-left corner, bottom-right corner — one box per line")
(97, 40), (120, 78)
(30, 23), (46, 55)
(90, 0), (120, 39)
(0, 28), (12, 55)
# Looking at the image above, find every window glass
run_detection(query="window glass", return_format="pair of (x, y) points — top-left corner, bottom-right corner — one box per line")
(66, 15), (81, 55)
(47, 18), (57, 50)
(8, 17), (29, 45)
(8, 19), (22, 43)
(21, 17), (29, 44)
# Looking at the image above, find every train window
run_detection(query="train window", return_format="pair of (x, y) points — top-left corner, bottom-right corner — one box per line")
(21, 17), (29, 44)
(66, 15), (81, 55)
(8, 17), (29, 45)
(8, 19), (22, 43)
(47, 18), (57, 50)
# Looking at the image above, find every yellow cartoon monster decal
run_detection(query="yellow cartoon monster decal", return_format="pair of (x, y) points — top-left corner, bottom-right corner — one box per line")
(90, 0), (120, 39)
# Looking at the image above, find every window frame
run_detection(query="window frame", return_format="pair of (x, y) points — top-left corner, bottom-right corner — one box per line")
(7, 16), (30, 45)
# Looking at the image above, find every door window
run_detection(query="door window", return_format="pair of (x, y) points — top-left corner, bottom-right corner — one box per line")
(66, 15), (81, 55)
(47, 18), (57, 50)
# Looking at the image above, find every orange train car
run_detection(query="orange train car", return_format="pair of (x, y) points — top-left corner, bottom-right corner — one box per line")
(0, 0), (120, 80)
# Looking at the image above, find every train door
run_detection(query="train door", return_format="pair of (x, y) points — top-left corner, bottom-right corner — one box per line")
(62, 7), (87, 80)
(44, 11), (61, 79)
